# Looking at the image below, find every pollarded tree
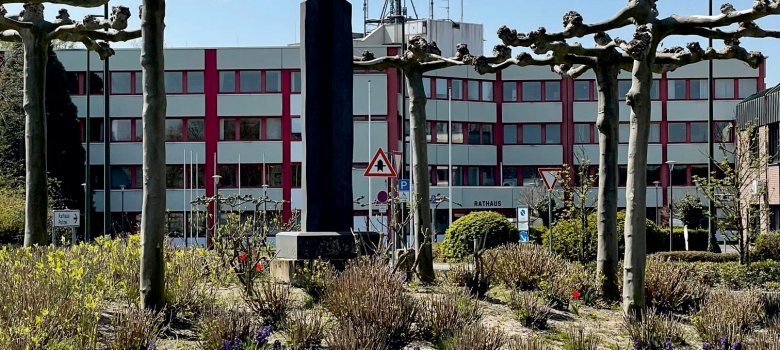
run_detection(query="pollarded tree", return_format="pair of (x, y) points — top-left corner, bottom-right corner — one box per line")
(493, 2), (777, 313)
(0, 2), (140, 247)
(354, 38), (509, 283)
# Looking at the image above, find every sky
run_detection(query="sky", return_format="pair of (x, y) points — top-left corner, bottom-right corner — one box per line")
(6, 0), (780, 85)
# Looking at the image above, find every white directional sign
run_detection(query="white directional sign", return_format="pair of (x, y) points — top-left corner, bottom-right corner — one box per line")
(517, 206), (530, 231)
(52, 210), (80, 228)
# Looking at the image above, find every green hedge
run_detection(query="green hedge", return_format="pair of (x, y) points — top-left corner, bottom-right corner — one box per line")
(657, 228), (711, 252)
(542, 211), (666, 261)
(688, 260), (780, 290)
(651, 251), (739, 263)
(440, 211), (519, 260)
(0, 187), (24, 244)
(755, 232), (780, 261)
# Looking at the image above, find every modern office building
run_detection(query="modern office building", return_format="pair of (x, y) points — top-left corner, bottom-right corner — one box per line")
(54, 19), (766, 236)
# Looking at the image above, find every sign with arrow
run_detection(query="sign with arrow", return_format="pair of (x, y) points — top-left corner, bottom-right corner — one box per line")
(537, 168), (561, 190)
(52, 210), (80, 228)
(364, 148), (397, 177)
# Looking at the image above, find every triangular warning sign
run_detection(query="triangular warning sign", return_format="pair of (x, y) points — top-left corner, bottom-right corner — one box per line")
(364, 148), (397, 177)
(538, 168), (561, 190)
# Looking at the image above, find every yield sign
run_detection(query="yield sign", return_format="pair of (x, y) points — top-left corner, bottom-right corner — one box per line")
(538, 168), (561, 190)
(364, 148), (397, 177)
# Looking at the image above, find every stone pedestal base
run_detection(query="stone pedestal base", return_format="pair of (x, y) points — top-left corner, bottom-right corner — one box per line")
(270, 231), (381, 282)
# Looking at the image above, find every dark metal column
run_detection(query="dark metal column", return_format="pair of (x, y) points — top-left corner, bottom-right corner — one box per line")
(85, 50), (91, 241)
(102, 3), (113, 238)
(707, 0), (719, 252)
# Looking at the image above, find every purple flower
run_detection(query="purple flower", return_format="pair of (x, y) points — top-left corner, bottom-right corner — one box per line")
(222, 337), (243, 350)
(720, 337), (729, 350)
(703, 343), (713, 350)
(254, 325), (273, 345)
(272, 340), (282, 350)
(146, 343), (157, 350)
(665, 338), (673, 350)
(731, 342), (742, 350)
(633, 341), (641, 350)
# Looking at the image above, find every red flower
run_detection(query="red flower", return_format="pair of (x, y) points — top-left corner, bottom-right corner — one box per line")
(238, 252), (247, 263)
(255, 263), (263, 271)
(571, 290), (581, 299)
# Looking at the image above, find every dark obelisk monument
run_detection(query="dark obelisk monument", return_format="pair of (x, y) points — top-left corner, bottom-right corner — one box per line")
(273, 0), (362, 274)
(299, 0), (354, 232)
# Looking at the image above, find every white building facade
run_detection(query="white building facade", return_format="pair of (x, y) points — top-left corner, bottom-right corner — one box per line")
(55, 20), (766, 236)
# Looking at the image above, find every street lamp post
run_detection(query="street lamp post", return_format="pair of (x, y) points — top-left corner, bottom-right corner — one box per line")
(101, 3), (113, 239)
(262, 184), (269, 231)
(653, 181), (660, 225)
(666, 160), (676, 252)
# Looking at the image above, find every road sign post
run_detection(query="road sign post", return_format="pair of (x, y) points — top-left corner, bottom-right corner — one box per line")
(52, 210), (81, 245)
(517, 206), (530, 243)
(364, 148), (397, 177)
(538, 168), (561, 252)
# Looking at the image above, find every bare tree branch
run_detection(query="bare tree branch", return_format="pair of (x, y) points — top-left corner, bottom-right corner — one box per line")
(352, 52), (405, 71)
(553, 63), (593, 79)
(0, 28), (20, 42)
(662, 1), (780, 30)
(680, 24), (780, 41)
(0, 0), (110, 7)
(655, 41), (766, 70)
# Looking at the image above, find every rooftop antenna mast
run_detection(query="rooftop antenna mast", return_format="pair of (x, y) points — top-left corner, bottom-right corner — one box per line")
(429, 0), (434, 19)
(441, 0), (450, 20)
(365, 0), (420, 32)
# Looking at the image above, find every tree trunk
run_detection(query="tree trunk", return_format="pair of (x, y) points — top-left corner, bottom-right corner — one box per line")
(22, 35), (50, 247)
(139, 0), (167, 310)
(594, 63), (620, 301)
(622, 56), (654, 316)
(406, 69), (435, 283)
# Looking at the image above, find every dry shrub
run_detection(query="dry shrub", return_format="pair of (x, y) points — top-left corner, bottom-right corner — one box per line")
(248, 280), (292, 328)
(507, 336), (548, 350)
(761, 291), (780, 320)
(326, 320), (391, 350)
(323, 258), (417, 348)
(490, 243), (564, 290)
(447, 264), (491, 298)
(644, 258), (708, 313)
(562, 327), (599, 350)
(164, 246), (220, 321)
(418, 289), (482, 342)
(508, 292), (552, 330)
(746, 330), (780, 349)
(693, 289), (765, 344)
(622, 307), (685, 349)
(106, 305), (165, 350)
(283, 309), (328, 350)
(440, 325), (507, 350)
(198, 305), (254, 350)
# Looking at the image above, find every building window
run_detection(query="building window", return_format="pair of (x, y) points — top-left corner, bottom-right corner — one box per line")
(66, 72), (81, 95)
(111, 166), (133, 189)
(738, 78), (757, 98)
(467, 80), (479, 101)
(219, 71), (236, 93)
(504, 125), (517, 144)
(522, 167), (540, 186)
(165, 72), (183, 94)
(217, 165), (237, 188)
(89, 72), (104, 95)
(668, 79), (686, 100)
(503, 82), (517, 102)
(714, 121), (733, 143)
(522, 124), (542, 144)
(502, 167), (518, 186)
(134, 120), (143, 141)
(265, 71), (281, 92)
(111, 120), (132, 141)
(187, 119), (205, 141)
(522, 81), (542, 101)
(292, 164), (302, 188)
(240, 164), (262, 187)
(165, 119), (183, 141)
(291, 118), (302, 141)
(668, 122), (687, 143)
(649, 123), (660, 143)
(482, 81), (493, 102)
(546, 124), (561, 144)
(220, 119), (236, 141)
(291, 71), (302, 93)
(166, 165), (185, 188)
(690, 79), (708, 99)
(715, 79), (735, 99)
(650, 79), (660, 100)
(646, 165), (661, 186)
(452, 123), (464, 144)
(266, 118), (282, 140)
(691, 165), (709, 184)
(481, 167), (495, 186)
(574, 80), (591, 101)
(436, 123), (449, 143)
(435, 79), (448, 99)
(134, 73), (143, 94)
(574, 124), (592, 144)
(267, 165), (283, 187)
(240, 71), (262, 93)
(670, 165), (688, 186)
(111, 72), (132, 94)
(545, 81), (561, 101)
(690, 122), (708, 143)
(187, 71), (204, 94)
(436, 166), (450, 186)
(451, 79), (462, 100)
(240, 119), (261, 140)
(422, 77), (431, 98)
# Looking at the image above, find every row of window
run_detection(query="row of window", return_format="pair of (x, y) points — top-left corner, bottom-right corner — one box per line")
(500, 164), (716, 188)
(572, 122), (734, 144)
(81, 118), (206, 142)
(422, 78), (494, 102)
(421, 122), (494, 145)
(100, 164), (302, 189)
(66, 70), (303, 96)
(427, 166), (497, 186)
(668, 78), (757, 100)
